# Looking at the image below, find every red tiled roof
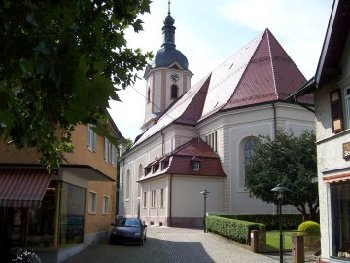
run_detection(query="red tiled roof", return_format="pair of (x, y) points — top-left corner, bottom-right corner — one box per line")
(139, 138), (225, 181)
(223, 29), (311, 109)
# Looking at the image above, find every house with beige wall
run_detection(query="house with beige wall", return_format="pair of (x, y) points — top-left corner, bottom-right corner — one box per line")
(291, 0), (350, 261)
(0, 118), (122, 262)
(120, 9), (315, 228)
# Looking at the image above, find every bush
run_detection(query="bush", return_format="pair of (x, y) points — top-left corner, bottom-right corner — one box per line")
(221, 214), (303, 230)
(297, 221), (320, 251)
(297, 221), (320, 235)
(206, 215), (265, 244)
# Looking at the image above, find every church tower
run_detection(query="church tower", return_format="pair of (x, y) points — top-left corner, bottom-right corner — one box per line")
(142, 1), (193, 132)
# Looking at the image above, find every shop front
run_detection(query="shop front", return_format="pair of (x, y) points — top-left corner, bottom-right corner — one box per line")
(0, 168), (87, 262)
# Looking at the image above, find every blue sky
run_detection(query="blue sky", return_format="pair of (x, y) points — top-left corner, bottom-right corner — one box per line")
(109, 0), (333, 140)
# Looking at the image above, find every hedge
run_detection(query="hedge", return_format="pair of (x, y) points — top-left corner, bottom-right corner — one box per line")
(220, 214), (303, 230)
(205, 215), (265, 244)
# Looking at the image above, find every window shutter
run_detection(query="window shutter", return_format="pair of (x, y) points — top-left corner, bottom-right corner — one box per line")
(330, 89), (344, 133)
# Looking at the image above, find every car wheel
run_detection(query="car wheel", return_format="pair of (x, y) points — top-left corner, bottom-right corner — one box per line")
(139, 237), (144, 246)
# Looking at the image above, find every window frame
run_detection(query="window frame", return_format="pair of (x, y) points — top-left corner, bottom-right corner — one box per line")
(151, 190), (157, 208)
(88, 191), (97, 214)
(87, 124), (97, 152)
(102, 195), (109, 215)
(160, 188), (164, 208)
(143, 191), (147, 208)
(170, 84), (178, 99)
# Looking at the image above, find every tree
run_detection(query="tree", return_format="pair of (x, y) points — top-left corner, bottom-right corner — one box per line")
(246, 129), (318, 221)
(0, 0), (152, 170)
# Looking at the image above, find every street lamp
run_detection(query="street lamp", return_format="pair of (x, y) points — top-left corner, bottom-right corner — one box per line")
(271, 184), (290, 263)
(200, 189), (209, 233)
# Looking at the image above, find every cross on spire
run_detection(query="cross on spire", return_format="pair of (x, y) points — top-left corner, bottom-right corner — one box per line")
(168, 0), (171, 15)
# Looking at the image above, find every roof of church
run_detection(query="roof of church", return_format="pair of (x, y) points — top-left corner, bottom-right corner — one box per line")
(134, 28), (311, 147)
(138, 138), (225, 182)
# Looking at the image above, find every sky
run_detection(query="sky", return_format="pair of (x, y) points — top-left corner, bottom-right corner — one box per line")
(109, 0), (333, 141)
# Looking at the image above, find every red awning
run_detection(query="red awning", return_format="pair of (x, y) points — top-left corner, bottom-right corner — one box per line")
(0, 168), (52, 208)
(323, 172), (350, 184)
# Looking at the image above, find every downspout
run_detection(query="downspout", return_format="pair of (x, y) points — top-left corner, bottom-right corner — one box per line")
(272, 102), (277, 139)
(169, 174), (173, 226)
(161, 130), (165, 156)
(119, 159), (124, 216)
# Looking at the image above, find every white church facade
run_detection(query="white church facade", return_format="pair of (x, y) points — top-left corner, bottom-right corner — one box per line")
(119, 8), (315, 227)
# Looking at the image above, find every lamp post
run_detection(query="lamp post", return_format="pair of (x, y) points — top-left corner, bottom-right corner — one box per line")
(271, 184), (290, 263)
(200, 189), (209, 233)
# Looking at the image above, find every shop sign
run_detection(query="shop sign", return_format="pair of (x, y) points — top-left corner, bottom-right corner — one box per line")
(343, 142), (350, 160)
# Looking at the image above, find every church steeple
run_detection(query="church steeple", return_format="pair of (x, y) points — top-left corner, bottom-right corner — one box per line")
(141, 1), (192, 133)
(161, 0), (176, 49)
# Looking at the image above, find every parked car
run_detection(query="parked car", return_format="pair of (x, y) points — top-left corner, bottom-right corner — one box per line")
(110, 218), (147, 245)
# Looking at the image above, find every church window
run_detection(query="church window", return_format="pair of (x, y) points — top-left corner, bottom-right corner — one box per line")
(160, 189), (164, 208)
(205, 131), (218, 152)
(125, 170), (130, 199)
(147, 88), (151, 103)
(138, 164), (143, 198)
(143, 191), (147, 208)
(243, 137), (258, 186)
(151, 190), (157, 208)
(171, 84), (178, 99)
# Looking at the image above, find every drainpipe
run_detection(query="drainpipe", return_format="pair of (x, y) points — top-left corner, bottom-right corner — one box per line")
(272, 102), (277, 139)
(161, 130), (165, 156)
(169, 174), (173, 226)
(119, 159), (124, 216)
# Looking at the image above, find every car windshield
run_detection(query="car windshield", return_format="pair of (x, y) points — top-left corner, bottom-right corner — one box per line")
(116, 218), (141, 227)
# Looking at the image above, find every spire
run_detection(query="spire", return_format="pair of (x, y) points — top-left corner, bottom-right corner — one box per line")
(161, 0), (176, 49)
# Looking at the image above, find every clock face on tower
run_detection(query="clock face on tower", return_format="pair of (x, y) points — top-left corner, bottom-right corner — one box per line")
(170, 73), (179, 83)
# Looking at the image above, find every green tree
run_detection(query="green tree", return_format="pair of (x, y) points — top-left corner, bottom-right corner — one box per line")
(0, 0), (152, 170)
(246, 129), (318, 221)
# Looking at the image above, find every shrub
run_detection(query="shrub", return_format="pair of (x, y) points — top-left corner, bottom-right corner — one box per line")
(297, 221), (320, 235)
(206, 215), (265, 244)
(221, 214), (303, 230)
(297, 221), (320, 251)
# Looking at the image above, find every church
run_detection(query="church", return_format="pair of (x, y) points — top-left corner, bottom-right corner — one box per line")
(119, 7), (315, 227)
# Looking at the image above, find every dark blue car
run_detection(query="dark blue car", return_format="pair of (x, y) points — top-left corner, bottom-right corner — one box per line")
(110, 218), (147, 245)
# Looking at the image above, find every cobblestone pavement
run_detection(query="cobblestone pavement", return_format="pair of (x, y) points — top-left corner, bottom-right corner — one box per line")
(63, 226), (282, 263)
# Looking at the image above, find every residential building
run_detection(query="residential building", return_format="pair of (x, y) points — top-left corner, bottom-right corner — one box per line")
(120, 8), (315, 227)
(0, 118), (122, 262)
(291, 0), (350, 261)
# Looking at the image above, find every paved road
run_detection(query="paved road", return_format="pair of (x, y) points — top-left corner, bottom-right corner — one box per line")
(63, 226), (283, 263)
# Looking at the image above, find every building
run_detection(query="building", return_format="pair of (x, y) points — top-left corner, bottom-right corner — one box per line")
(0, 118), (122, 262)
(120, 7), (315, 228)
(291, 0), (350, 261)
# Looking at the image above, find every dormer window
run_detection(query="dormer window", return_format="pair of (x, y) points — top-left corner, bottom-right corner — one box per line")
(171, 84), (178, 99)
(153, 163), (159, 173)
(191, 160), (200, 171)
(161, 159), (169, 170)
(145, 167), (152, 175)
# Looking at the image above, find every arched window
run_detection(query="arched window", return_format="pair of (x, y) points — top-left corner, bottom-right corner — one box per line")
(240, 137), (259, 187)
(147, 88), (151, 103)
(125, 169), (130, 199)
(171, 84), (178, 99)
(138, 164), (143, 198)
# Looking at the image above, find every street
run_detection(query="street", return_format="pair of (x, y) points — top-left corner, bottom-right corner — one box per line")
(63, 226), (281, 263)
